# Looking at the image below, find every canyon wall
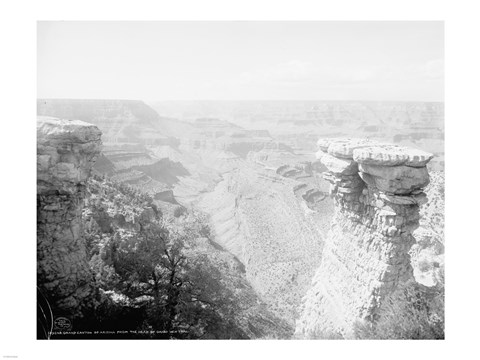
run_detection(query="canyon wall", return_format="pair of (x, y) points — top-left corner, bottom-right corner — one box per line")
(37, 116), (102, 319)
(196, 151), (334, 324)
(295, 138), (433, 338)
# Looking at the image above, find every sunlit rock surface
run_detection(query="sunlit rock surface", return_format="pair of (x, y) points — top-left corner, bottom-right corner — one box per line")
(37, 116), (102, 318)
(295, 138), (434, 338)
(411, 171), (444, 287)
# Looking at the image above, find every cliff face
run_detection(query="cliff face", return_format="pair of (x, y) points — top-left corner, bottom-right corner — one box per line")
(411, 171), (444, 287)
(37, 116), (102, 319)
(295, 138), (434, 338)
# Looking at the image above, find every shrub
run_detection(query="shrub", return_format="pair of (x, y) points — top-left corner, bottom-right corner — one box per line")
(353, 280), (444, 339)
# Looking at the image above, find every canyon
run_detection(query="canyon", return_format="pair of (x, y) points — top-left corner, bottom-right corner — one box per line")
(37, 99), (444, 338)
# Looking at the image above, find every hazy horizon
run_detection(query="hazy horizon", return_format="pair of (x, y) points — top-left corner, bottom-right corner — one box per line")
(38, 21), (444, 102)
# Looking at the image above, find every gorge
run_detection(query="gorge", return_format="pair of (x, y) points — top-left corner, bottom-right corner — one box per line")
(36, 99), (444, 339)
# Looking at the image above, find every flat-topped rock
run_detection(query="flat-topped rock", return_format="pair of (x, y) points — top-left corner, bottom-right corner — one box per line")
(353, 145), (433, 167)
(317, 138), (434, 168)
(37, 116), (102, 192)
(326, 138), (379, 159)
(37, 116), (102, 144)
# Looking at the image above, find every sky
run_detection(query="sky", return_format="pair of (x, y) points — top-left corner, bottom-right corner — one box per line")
(37, 21), (444, 101)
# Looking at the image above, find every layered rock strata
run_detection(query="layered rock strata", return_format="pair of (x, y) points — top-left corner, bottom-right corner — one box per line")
(296, 138), (434, 338)
(197, 161), (333, 325)
(37, 116), (102, 319)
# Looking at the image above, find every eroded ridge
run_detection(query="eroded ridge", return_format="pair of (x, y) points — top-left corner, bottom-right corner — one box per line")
(37, 116), (102, 318)
(296, 138), (434, 338)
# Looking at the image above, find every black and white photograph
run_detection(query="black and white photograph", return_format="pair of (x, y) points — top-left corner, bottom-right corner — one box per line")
(35, 20), (445, 340)
(3, 1), (480, 357)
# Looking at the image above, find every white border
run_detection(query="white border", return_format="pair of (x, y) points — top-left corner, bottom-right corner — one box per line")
(1, 0), (478, 359)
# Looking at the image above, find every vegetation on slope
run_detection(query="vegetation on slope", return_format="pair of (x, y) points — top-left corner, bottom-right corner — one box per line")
(353, 279), (444, 339)
(62, 175), (291, 339)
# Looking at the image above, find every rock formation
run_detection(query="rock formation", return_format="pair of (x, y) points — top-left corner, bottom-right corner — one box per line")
(411, 171), (445, 287)
(295, 138), (434, 338)
(37, 116), (102, 319)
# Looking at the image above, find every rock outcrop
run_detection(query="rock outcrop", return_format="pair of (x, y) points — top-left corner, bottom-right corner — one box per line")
(295, 138), (434, 338)
(37, 116), (102, 319)
(411, 171), (445, 287)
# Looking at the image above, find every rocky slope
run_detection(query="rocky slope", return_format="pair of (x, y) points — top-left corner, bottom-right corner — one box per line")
(82, 176), (293, 339)
(37, 116), (293, 339)
(295, 138), (441, 338)
(196, 150), (334, 325)
(37, 116), (102, 319)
